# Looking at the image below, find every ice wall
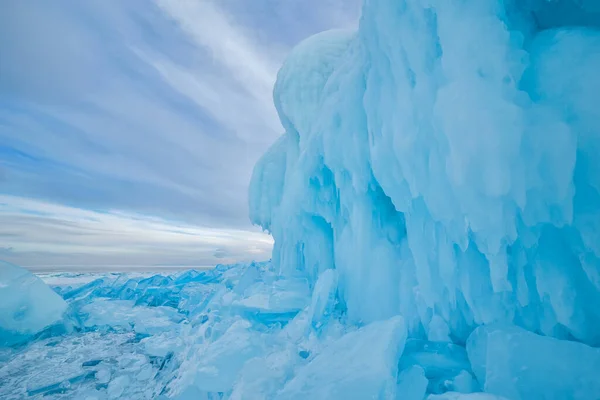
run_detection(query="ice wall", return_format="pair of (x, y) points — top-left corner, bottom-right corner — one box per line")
(249, 0), (600, 345)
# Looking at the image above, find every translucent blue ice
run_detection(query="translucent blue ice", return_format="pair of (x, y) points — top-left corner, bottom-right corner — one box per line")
(277, 316), (407, 399)
(0, 261), (67, 346)
(246, 0), (600, 397)
(466, 324), (600, 399)
(250, 0), (600, 347)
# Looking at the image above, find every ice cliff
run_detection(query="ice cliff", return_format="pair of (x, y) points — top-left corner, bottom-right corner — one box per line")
(250, 0), (600, 345)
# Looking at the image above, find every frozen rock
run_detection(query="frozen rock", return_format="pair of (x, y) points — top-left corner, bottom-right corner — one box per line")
(0, 261), (67, 346)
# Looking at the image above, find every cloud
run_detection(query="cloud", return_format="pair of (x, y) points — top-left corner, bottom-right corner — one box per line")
(213, 248), (229, 259)
(155, 0), (281, 103)
(0, 195), (273, 271)
(0, 0), (280, 228)
(0, 247), (14, 254)
(0, 0), (359, 268)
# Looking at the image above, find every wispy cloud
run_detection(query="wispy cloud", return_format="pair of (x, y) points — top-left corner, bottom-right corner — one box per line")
(0, 0), (360, 269)
(0, 195), (273, 271)
(155, 0), (281, 100)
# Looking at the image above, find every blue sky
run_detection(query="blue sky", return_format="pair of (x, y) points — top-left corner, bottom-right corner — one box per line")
(0, 0), (360, 269)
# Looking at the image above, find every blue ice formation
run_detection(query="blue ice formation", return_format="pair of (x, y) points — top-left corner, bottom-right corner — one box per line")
(250, 0), (600, 345)
(247, 0), (600, 397)
(0, 261), (67, 346)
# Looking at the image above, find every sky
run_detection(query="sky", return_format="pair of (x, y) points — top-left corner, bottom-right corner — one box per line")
(0, 0), (360, 270)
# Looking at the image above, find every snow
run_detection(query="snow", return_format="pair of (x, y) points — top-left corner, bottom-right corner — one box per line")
(2, 0), (600, 398)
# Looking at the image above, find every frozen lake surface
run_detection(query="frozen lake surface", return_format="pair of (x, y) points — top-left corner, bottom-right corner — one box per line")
(2, 261), (600, 399)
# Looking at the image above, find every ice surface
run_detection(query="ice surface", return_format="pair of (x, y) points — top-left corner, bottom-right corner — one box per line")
(396, 365), (428, 400)
(0, 331), (170, 399)
(0, 261), (67, 346)
(466, 324), (600, 399)
(174, 319), (265, 393)
(277, 316), (407, 399)
(427, 394), (509, 400)
(79, 299), (185, 335)
(3, 0), (600, 398)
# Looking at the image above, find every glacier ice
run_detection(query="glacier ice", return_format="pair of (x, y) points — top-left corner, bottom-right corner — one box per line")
(0, 261), (67, 346)
(250, 0), (600, 345)
(3, 0), (600, 398)
(245, 0), (600, 397)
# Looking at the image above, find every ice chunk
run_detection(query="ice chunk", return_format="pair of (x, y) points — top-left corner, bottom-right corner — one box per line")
(427, 393), (509, 400)
(62, 277), (113, 301)
(450, 370), (480, 395)
(177, 282), (218, 316)
(308, 269), (338, 331)
(277, 316), (407, 399)
(107, 375), (129, 399)
(396, 365), (428, 400)
(230, 278), (310, 326)
(399, 339), (473, 394)
(79, 299), (184, 335)
(174, 319), (265, 394)
(466, 325), (600, 399)
(142, 332), (186, 358)
(0, 261), (67, 346)
(230, 348), (298, 400)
